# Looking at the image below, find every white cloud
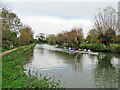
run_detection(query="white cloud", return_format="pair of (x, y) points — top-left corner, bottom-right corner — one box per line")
(5, 2), (118, 38)
(20, 16), (93, 38)
(5, 1), (117, 39)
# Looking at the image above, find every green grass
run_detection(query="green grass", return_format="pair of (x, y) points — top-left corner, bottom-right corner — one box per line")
(81, 43), (106, 50)
(1, 48), (8, 52)
(36, 42), (47, 44)
(80, 43), (120, 52)
(1, 45), (24, 52)
(110, 43), (120, 47)
(2, 44), (63, 88)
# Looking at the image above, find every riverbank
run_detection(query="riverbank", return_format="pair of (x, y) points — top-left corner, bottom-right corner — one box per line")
(80, 43), (120, 53)
(22, 44), (119, 88)
(56, 43), (120, 53)
(2, 43), (62, 88)
(0, 48), (17, 58)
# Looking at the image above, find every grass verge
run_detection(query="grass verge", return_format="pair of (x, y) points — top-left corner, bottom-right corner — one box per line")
(2, 43), (63, 88)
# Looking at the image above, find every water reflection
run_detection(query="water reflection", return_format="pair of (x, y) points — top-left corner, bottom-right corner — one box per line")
(94, 53), (118, 88)
(24, 48), (34, 62)
(23, 48), (34, 72)
(50, 50), (83, 72)
(23, 44), (119, 88)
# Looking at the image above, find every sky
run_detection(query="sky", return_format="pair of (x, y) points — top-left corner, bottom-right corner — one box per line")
(2, 0), (119, 38)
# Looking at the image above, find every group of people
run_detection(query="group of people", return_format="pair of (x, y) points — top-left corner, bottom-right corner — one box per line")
(68, 47), (91, 52)
(69, 47), (76, 50)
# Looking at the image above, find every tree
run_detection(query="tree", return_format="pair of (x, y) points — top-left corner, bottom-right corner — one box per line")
(19, 26), (34, 45)
(2, 8), (22, 33)
(1, 7), (34, 48)
(87, 29), (97, 43)
(36, 33), (46, 43)
(1, 8), (22, 42)
(94, 6), (118, 33)
(1, 8), (24, 48)
(116, 35), (120, 43)
(97, 32), (105, 45)
(46, 34), (56, 45)
(94, 6), (118, 47)
(76, 28), (84, 45)
(104, 28), (115, 46)
(86, 35), (92, 43)
(97, 28), (116, 47)
(46, 28), (84, 48)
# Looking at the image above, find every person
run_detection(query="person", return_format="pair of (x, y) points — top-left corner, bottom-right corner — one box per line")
(69, 47), (71, 50)
(84, 49), (86, 52)
(73, 48), (75, 50)
(88, 49), (91, 52)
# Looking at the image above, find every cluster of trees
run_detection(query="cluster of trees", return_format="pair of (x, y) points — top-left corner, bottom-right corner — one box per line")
(86, 28), (120, 46)
(1, 5), (119, 50)
(35, 33), (47, 43)
(86, 6), (119, 47)
(1, 8), (34, 49)
(47, 6), (120, 49)
(46, 28), (84, 48)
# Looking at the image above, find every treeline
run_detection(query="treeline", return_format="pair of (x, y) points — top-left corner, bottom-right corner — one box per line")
(46, 6), (120, 52)
(1, 8), (34, 50)
(46, 28), (84, 49)
(86, 6), (120, 46)
(86, 28), (120, 46)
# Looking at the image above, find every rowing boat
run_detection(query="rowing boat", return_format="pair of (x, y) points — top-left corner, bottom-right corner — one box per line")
(62, 49), (98, 55)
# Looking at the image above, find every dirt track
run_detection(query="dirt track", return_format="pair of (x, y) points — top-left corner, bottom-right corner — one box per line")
(0, 48), (17, 58)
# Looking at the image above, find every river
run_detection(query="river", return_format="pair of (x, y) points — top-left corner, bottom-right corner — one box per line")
(23, 44), (119, 88)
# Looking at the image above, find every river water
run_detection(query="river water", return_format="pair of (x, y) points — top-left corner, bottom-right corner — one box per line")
(23, 44), (119, 88)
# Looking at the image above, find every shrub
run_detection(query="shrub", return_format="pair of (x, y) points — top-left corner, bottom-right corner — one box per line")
(111, 46), (120, 53)
(2, 44), (11, 50)
(80, 44), (104, 51)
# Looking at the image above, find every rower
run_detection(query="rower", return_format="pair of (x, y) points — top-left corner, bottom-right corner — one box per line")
(88, 49), (91, 52)
(83, 49), (87, 52)
(73, 48), (75, 50)
(71, 48), (73, 50)
(69, 47), (71, 50)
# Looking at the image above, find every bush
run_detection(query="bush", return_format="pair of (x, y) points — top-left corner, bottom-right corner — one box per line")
(2, 44), (11, 50)
(80, 44), (104, 51)
(111, 46), (120, 53)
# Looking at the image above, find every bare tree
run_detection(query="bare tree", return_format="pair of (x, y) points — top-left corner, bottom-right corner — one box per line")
(94, 6), (118, 33)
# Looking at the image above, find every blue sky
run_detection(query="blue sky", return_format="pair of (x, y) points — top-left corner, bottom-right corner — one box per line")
(3, 0), (119, 38)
